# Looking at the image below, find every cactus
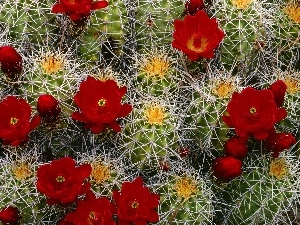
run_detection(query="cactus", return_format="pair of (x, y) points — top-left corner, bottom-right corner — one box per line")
(212, 0), (266, 73)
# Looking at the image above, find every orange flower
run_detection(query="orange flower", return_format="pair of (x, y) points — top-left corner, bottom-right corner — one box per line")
(172, 10), (224, 61)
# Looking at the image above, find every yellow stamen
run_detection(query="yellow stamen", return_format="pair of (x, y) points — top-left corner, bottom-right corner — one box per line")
(90, 162), (111, 184)
(139, 53), (170, 79)
(89, 211), (96, 219)
(12, 163), (32, 181)
(269, 158), (289, 179)
(144, 104), (166, 125)
(41, 54), (64, 75)
(249, 107), (256, 114)
(284, 2), (300, 24)
(283, 78), (300, 94)
(213, 81), (236, 98)
(97, 98), (106, 107)
(174, 176), (198, 200)
(131, 201), (139, 208)
(56, 176), (65, 182)
(187, 35), (208, 53)
(231, 0), (253, 9)
(10, 117), (18, 125)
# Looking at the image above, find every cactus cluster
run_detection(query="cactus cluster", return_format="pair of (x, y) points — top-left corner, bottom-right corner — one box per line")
(0, 0), (299, 224)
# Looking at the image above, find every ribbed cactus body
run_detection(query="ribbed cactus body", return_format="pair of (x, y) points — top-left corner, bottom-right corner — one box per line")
(0, 0), (57, 45)
(183, 90), (229, 152)
(77, 0), (127, 64)
(214, 0), (265, 71)
(221, 155), (295, 225)
(135, 0), (184, 49)
(19, 53), (78, 116)
(271, 1), (300, 67)
(157, 172), (214, 224)
(121, 107), (178, 167)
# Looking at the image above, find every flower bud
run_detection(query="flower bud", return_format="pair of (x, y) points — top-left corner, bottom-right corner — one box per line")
(0, 206), (22, 225)
(224, 136), (248, 159)
(213, 156), (242, 181)
(37, 94), (61, 123)
(185, 0), (205, 15)
(268, 80), (287, 108)
(264, 132), (296, 158)
(0, 46), (22, 79)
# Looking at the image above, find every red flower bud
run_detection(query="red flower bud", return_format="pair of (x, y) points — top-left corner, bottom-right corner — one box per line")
(264, 132), (296, 158)
(224, 136), (248, 159)
(185, 0), (205, 15)
(268, 80), (287, 108)
(0, 206), (22, 225)
(37, 94), (61, 123)
(213, 156), (242, 181)
(0, 46), (22, 79)
(179, 147), (189, 157)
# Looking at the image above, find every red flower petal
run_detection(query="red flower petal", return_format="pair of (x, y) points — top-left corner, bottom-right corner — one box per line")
(108, 121), (121, 133)
(51, 4), (68, 13)
(91, 1), (108, 10)
(30, 115), (41, 130)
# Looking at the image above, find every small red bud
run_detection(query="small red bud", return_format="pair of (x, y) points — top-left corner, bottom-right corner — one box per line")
(37, 94), (61, 123)
(0, 46), (22, 79)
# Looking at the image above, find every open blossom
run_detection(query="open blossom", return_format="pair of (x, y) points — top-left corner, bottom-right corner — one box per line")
(36, 157), (92, 205)
(264, 132), (296, 158)
(213, 156), (243, 181)
(72, 76), (132, 134)
(0, 96), (40, 146)
(52, 0), (108, 21)
(113, 177), (160, 225)
(222, 87), (287, 140)
(172, 10), (224, 61)
(62, 191), (115, 225)
(0, 46), (22, 79)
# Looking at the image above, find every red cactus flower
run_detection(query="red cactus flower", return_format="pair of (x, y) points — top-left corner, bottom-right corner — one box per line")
(0, 46), (22, 79)
(113, 177), (160, 225)
(224, 136), (248, 159)
(62, 190), (115, 225)
(0, 206), (22, 225)
(52, 0), (108, 21)
(72, 76), (132, 134)
(172, 10), (224, 61)
(268, 80), (287, 108)
(264, 132), (296, 158)
(37, 94), (61, 123)
(0, 96), (40, 146)
(213, 156), (243, 181)
(36, 157), (92, 205)
(222, 87), (287, 140)
(185, 0), (205, 15)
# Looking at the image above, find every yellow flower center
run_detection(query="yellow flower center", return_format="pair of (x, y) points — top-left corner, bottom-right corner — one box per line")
(90, 163), (111, 184)
(144, 105), (166, 125)
(283, 78), (299, 94)
(174, 176), (198, 200)
(89, 211), (96, 219)
(269, 158), (289, 179)
(97, 98), (106, 107)
(284, 2), (300, 24)
(131, 201), (139, 208)
(140, 53), (170, 79)
(12, 163), (32, 181)
(187, 34), (208, 53)
(231, 0), (253, 9)
(41, 54), (64, 75)
(213, 82), (235, 98)
(56, 175), (65, 182)
(10, 117), (18, 125)
(249, 107), (256, 114)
